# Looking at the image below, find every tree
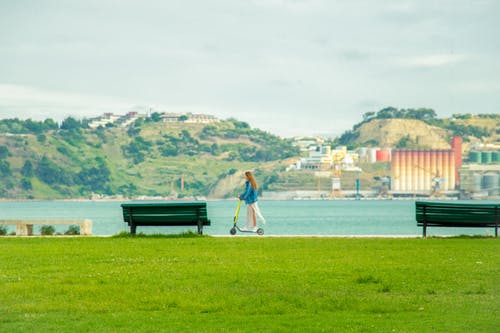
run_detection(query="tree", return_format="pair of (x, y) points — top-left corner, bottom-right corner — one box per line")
(76, 159), (111, 192)
(20, 178), (32, 190)
(21, 160), (34, 177)
(362, 112), (375, 121)
(229, 118), (250, 129)
(405, 108), (436, 120)
(0, 146), (10, 159)
(37, 134), (46, 143)
(0, 160), (11, 176)
(60, 117), (82, 130)
(35, 156), (73, 185)
(395, 135), (413, 148)
(151, 112), (162, 122)
(376, 107), (398, 119)
(122, 136), (153, 163)
(24, 119), (43, 133)
(43, 118), (59, 130)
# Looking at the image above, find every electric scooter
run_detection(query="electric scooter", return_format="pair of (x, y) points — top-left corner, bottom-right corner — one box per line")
(229, 200), (264, 236)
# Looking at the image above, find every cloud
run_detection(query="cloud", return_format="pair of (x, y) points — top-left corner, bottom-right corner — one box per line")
(398, 53), (467, 68)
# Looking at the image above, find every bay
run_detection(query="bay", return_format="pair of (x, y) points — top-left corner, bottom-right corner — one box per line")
(0, 200), (496, 237)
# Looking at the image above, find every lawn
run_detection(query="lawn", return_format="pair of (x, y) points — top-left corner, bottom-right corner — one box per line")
(0, 236), (498, 332)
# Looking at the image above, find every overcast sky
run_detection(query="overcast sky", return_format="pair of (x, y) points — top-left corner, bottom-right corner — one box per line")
(1, 0), (499, 137)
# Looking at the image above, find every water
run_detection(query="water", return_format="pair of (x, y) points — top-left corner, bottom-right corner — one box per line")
(0, 200), (497, 237)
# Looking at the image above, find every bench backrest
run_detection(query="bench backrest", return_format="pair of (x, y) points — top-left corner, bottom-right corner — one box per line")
(416, 201), (499, 227)
(121, 202), (210, 226)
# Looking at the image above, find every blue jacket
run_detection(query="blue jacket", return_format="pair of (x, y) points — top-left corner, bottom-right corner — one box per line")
(239, 181), (258, 204)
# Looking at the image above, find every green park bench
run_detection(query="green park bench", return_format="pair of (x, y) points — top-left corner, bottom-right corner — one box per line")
(415, 201), (499, 237)
(121, 202), (210, 235)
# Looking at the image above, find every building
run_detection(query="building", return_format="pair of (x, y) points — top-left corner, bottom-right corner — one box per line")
(160, 113), (219, 124)
(390, 137), (463, 193)
(459, 164), (500, 198)
(297, 146), (333, 170)
(183, 113), (219, 124)
(391, 149), (456, 192)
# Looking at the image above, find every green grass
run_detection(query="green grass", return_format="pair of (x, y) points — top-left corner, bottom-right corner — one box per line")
(0, 237), (498, 332)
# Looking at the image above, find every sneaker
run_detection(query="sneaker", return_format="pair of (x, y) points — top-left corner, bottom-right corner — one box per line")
(252, 227), (258, 232)
(239, 226), (248, 231)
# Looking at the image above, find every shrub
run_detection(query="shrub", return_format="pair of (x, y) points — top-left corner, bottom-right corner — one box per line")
(65, 225), (80, 235)
(40, 225), (55, 236)
(0, 225), (8, 236)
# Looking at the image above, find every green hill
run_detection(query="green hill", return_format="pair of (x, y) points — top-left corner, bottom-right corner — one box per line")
(0, 116), (298, 199)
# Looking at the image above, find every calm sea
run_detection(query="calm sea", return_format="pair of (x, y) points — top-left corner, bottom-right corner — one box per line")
(0, 200), (496, 237)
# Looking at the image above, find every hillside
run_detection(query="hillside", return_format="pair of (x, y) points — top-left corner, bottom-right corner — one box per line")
(336, 108), (499, 150)
(356, 119), (450, 148)
(0, 109), (497, 200)
(0, 117), (299, 199)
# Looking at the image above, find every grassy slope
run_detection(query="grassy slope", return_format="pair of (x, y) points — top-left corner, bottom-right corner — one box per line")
(1, 121), (280, 199)
(0, 237), (498, 332)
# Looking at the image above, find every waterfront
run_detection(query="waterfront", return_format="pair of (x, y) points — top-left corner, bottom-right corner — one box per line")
(0, 200), (497, 237)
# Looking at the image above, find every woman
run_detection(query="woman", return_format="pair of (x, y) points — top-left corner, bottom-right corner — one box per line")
(239, 171), (266, 231)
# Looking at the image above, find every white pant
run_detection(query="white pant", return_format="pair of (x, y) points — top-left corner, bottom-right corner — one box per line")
(246, 202), (266, 228)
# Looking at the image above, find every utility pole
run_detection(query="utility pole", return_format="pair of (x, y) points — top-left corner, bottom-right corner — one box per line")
(355, 170), (360, 200)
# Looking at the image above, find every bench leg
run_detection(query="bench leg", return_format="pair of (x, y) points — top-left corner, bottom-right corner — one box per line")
(131, 224), (137, 235)
(423, 224), (427, 238)
(197, 222), (203, 235)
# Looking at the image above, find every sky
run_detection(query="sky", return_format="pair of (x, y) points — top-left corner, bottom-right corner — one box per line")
(0, 0), (499, 137)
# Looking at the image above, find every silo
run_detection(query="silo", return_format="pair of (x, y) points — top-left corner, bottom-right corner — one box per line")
(469, 151), (481, 164)
(443, 150), (450, 190)
(413, 149), (420, 191)
(482, 173), (499, 189)
(483, 173), (499, 196)
(358, 148), (368, 162)
(481, 151), (492, 164)
(424, 149), (431, 190)
(493, 151), (500, 163)
(369, 148), (378, 163)
(406, 150), (413, 191)
(430, 150), (437, 184)
(436, 150), (444, 181)
(451, 137), (462, 182)
(376, 150), (391, 162)
(417, 149), (425, 191)
(472, 173), (482, 192)
(391, 150), (400, 191)
(448, 150), (455, 190)
(400, 150), (407, 191)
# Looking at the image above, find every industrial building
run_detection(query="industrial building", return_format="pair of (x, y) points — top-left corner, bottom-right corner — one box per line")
(390, 137), (463, 194)
(391, 149), (456, 193)
(459, 164), (500, 198)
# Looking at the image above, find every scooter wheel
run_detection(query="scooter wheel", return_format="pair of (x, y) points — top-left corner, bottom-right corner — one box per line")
(256, 228), (264, 236)
(230, 227), (237, 235)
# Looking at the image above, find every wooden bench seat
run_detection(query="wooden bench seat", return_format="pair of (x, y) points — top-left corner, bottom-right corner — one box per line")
(415, 201), (499, 237)
(121, 202), (210, 235)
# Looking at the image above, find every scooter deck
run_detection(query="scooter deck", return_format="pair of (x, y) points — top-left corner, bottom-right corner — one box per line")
(231, 225), (264, 235)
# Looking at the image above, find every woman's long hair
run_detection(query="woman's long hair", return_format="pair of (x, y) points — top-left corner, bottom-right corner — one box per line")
(245, 171), (258, 190)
